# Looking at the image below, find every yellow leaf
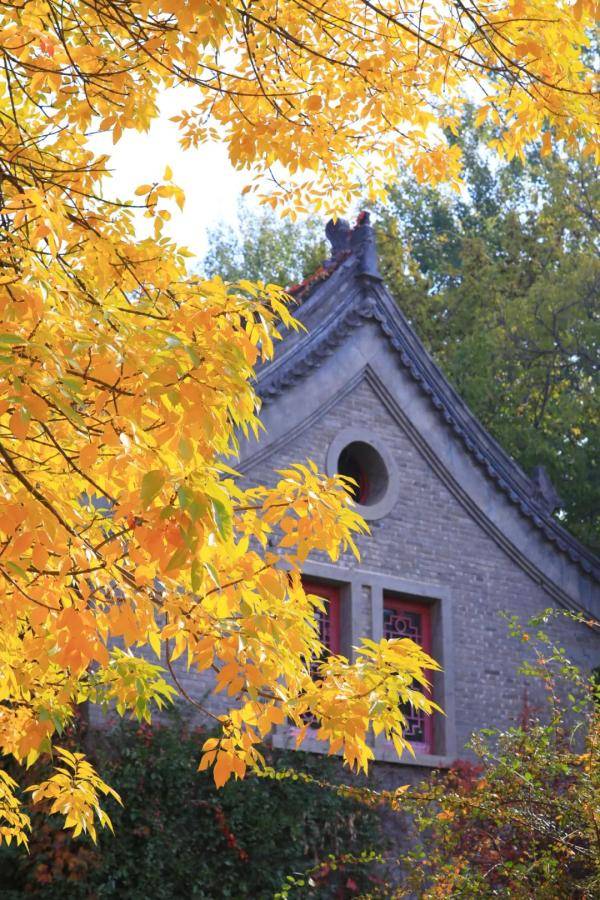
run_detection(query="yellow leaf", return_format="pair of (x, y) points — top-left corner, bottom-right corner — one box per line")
(213, 752), (233, 788)
(148, 630), (162, 659)
(541, 131), (552, 157)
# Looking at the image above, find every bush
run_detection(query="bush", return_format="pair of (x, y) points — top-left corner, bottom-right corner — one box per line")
(0, 712), (385, 899)
(375, 611), (600, 899)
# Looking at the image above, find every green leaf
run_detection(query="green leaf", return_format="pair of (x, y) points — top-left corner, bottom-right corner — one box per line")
(185, 344), (202, 367)
(62, 376), (83, 392)
(0, 334), (24, 345)
(177, 485), (193, 510)
(211, 499), (231, 539)
(204, 562), (220, 590)
(165, 544), (189, 572)
(191, 558), (202, 593)
(179, 436), (193, 462)
(141, 470), (165, 507)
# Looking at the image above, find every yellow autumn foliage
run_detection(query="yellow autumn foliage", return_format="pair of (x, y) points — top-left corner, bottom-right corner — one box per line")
(0, 0), (596, 844)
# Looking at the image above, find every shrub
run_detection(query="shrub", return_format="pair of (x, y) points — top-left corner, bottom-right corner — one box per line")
(0, 712), (385, 899)
(371, 611), (600, 898)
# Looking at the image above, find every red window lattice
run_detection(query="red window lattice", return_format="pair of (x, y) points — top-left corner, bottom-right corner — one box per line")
(301, 580), (341, 728)
(303, 579), (341, 657)
(383, 595), (433, 753)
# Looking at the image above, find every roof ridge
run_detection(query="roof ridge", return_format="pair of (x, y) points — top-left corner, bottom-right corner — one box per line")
(287, 210), (381, 301)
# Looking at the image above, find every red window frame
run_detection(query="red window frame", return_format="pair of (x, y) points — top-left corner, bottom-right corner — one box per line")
(383, 594), (433, 753)
(296, 579), (341, 730)
(302, 579), (341, 655)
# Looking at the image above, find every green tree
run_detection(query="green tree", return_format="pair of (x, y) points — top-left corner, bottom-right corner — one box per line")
(376, 122), (599, 550)
(202, 204), (326, 286)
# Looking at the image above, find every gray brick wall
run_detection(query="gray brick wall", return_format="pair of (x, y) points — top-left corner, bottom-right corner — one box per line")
(240, 375), (598, 764)
(92, 355), (598, 775)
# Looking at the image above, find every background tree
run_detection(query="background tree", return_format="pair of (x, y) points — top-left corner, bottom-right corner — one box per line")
(202, 205), (326, 286)
(1, 0), (597, 847)
(376, 121), (599, 550)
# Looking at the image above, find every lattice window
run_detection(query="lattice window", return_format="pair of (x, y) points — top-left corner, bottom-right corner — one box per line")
(301, 580), (341, 728)
(304, 579), (341, 656)
(383, 595), (433, 752)
(315, 604), (333, 656)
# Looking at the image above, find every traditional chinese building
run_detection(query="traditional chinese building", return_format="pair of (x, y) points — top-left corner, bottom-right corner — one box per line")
(227, 213), (599, 768)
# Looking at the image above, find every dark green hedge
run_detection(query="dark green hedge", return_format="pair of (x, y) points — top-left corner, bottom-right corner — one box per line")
(0, 712), (385, 899)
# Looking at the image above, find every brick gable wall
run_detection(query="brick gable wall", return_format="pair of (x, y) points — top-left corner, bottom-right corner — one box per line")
(243, 375), (597, 761)
(91, 328), (598, 773)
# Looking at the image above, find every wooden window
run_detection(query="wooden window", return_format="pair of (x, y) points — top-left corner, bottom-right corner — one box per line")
(302, 579), (341, 656)
(300, 580), (341, 729)
(383, 594), (433, 753)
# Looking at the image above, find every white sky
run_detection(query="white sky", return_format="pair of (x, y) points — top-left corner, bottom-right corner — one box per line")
(90, 84), (461, 261)
(91, 88), (251, 261)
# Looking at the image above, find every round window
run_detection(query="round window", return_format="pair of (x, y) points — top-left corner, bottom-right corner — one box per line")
(337, 441), (389, 507)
